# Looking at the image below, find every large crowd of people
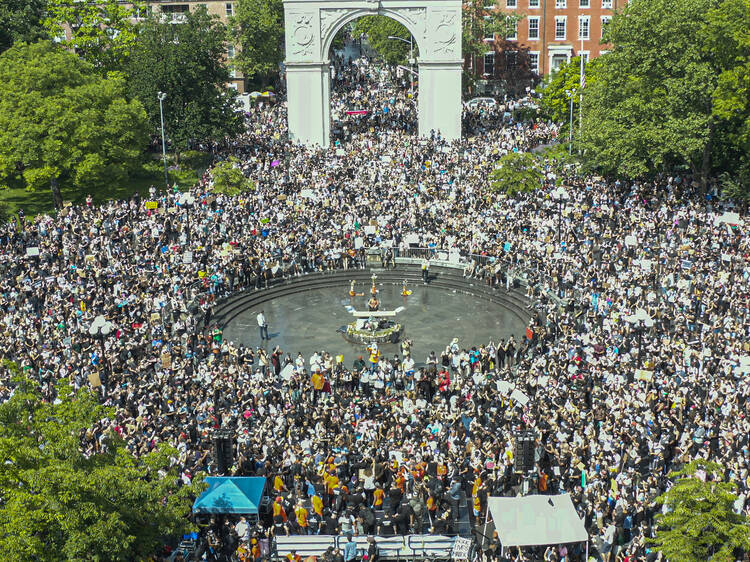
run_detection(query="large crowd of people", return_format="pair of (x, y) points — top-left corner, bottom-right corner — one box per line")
(2, 56), (749, 562)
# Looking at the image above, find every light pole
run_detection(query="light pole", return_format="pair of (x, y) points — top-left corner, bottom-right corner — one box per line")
(179, 192), (195, 245)
(88, 315), (114, 385)
(388, 35), (414, 95)
(157, 91), (169, 189)
(624, 308), (654, 372)
(551, 186), (569, 299)
(565, 88), (577, 155)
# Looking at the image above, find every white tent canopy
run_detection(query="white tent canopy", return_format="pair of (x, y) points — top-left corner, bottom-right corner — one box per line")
(487, 495), (588, 547)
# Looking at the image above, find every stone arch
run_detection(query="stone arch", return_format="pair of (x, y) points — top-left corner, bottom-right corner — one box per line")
(283, 0), (462, 147)
(319, 9), (423, 62)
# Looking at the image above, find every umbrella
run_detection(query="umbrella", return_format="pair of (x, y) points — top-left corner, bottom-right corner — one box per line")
(248, 91), (262, 98)
(261, 91), (276, 97)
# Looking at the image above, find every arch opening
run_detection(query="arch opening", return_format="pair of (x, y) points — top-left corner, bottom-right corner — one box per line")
(327, 14), (421, 142)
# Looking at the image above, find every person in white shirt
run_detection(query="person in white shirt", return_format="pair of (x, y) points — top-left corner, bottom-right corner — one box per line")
(257, 310), (269, 340)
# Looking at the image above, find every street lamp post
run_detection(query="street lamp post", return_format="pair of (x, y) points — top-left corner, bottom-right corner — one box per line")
(552, 186), (569, 299)
(388, 35), (414, 95)
(179, 192), (195, 245)
(157, 91), (169, 189)
(565, 88), (577, 155)
(88, 315), (114, 386)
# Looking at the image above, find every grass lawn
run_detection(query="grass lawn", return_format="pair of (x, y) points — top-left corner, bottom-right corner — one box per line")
(0, 160), (204, 218)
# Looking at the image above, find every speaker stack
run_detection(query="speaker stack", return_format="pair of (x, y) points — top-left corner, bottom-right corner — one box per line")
(513, 430), (536, 473)
(212, 429), (234, 474)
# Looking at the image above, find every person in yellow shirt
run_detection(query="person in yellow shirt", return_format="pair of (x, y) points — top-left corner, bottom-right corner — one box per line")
(295, 500), (309, 534)
(273, 496), (287, 522)
(274, 474), (288, 493)
(372, 485), (385, 508)
(286, 551), (302, 562)
(471, 475), (482, 498)
(368, 343), (380, 375)
(311, 493), (324, 517)
(312, 371), (325, 404)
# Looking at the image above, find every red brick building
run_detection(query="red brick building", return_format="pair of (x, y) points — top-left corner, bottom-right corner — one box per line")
(474, 0), (627, 92)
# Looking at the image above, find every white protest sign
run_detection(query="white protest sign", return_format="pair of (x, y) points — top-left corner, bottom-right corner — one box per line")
(510, 389), (530, 406)
(26, 247), (40, 257)
(496, 380), (514, 395)
(280, 364), (295, 381)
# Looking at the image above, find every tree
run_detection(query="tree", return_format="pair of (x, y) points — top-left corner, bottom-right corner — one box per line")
(0, 41), (148, 209)
(578, 0), (744, 185)
(209, 157), (255, 196)
(0, 0), (48, 54)
(705, 0), (750, 198)
(127, 6), (243, 159)
(231, 0), (284, 82)
(539, 56), (592, 124)
(352, 16), (416, 65)
(463, 0), (524, 91)
(43, 0), (144, 73)
(0, 361), (203, 561)
(651, 460), (750, 562)
(489, 151), (544, 196)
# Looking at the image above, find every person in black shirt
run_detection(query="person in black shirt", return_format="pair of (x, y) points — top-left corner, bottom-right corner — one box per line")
(324, 510), (339, 535)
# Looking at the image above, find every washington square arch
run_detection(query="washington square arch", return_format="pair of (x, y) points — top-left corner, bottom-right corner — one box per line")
(283, 0), (463, 147)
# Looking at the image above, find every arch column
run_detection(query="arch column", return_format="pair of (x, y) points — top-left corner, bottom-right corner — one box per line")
(417, 59), (462, 140)
(286, 61), (331, 147)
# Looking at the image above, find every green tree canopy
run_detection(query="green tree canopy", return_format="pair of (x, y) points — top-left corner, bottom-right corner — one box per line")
(0, 0), (48, 54)
(651, 460), (750, 562)
(539, 56), (592, 124)
(231, 0), (285, 81)
(352, 16), (417, 66)
(489, 151), (544, 196)
(127, 6), (243, 158)
(0, 41), (148, 208)
(210, 157), (255, 196)
(578, 0), (745, 185)
(0, 361), (203, 561)
(43, 0), (144, 73)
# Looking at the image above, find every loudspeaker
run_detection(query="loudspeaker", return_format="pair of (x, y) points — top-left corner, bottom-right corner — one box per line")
(212, 430), (234, 474)
(514, 430), (536, 473)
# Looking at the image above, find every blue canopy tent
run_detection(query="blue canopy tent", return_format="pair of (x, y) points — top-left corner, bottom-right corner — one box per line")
(193, 477), (266, 517)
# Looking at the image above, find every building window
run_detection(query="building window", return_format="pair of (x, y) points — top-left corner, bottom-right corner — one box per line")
(602, 0), (612, 7)
(529, 0), (540, 6)
(505, 16), (517, 40)
(555, 0), (567, 8)
(555, 17), (566, 40)
(580, 51), (590, 64)
(528, 16), (540, 40)
(601, 16), (611, 38)
(551, 53), (568, 72)
(578, 16), (590, 39)
(226, 3), (234, 16)
(484, 52), (495, 76)
(227, 44), (235, 59)
(529, 51), (540, 73)
(506, 0), (517, 7)
(580, 0), (590, 7)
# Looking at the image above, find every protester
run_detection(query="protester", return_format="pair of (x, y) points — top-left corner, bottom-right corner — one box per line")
(1, 55), (748, 562)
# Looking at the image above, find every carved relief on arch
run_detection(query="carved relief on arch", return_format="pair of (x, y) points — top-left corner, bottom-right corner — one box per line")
(290, 11), (316, 57)
(319, 8), (352, 42)
(429, 9), (459, 57)
(396, 7), (427, 41)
